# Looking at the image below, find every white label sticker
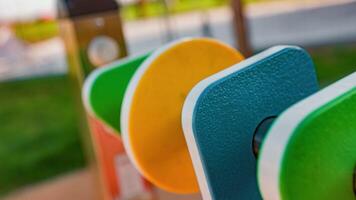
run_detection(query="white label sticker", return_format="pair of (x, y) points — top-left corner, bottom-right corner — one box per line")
(115, 154), (147, 199)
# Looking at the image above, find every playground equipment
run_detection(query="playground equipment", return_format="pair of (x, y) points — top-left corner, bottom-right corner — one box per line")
(120, 38), (244, 193)
(58, 0), (127, 78)
(83, 54), (154, 199)
(258, 72), (355, 200)
(182, 46), (355, 199)
(182, 46), (318, 199)
(84, 38), (244, 194)
(58, 0), (155, 199)
(83, 37), (355, 199)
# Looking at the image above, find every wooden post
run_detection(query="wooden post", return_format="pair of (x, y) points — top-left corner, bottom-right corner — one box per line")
(231, 0), (252, 56)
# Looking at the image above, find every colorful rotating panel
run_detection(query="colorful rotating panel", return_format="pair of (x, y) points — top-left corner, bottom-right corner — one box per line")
(182, 46), (319, 199)
(121, 38), (244, 193)
(259, 72), (356, 200)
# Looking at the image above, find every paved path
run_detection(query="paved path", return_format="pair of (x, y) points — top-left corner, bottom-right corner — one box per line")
(249, 0), (356, 49)
(124, 0), (356, 55)
(3, 168), (202, 200)
(3, 169), (100, 200)
(0, 37), (67, 82)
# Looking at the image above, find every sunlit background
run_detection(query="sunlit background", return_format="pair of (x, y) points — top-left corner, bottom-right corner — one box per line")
(0, 0), (355, 199)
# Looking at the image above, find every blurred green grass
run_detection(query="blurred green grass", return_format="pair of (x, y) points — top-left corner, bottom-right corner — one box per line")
(122, 0), (228, 20)
(120, 0), (278, 20)
(310, 45), (356, 86)
(0, 76), (85, 195)
(0, 45), (354, 196)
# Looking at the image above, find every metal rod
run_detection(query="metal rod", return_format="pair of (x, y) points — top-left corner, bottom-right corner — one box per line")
(252, 116), (277, 158)
(161, 0), (175, 42)
(201, 10), (213, 37)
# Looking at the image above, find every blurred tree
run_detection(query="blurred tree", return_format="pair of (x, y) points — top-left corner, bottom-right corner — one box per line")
(13, 19), (59, 43)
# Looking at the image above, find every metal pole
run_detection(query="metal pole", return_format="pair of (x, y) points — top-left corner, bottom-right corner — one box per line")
(201, 9), (213, 37)
(231, 0), (252, 57)
(161, 0), (175, 42)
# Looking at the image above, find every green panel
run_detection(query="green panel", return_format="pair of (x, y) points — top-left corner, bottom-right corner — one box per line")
(88, 53), (149, 133)
(280, 88), (356, 200)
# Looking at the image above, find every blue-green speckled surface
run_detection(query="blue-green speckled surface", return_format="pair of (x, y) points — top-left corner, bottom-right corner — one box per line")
(190, 46), (319, 199)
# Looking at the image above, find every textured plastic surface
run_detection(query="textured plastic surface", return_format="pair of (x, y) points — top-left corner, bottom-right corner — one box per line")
(182, 46), (319, 199)
(83, 54), (149, 133)
(259, 72), (356, 200)
(88, 117), (153, 199)
(121, 38), (244, 193)
(82, 55), (154, 199)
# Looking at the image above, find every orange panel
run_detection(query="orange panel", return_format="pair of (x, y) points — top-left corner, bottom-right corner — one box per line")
(122, 38), (244, 194)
